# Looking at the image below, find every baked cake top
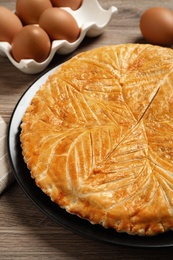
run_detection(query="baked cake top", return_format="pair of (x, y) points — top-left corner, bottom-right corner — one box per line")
(20, 44), (173, 236)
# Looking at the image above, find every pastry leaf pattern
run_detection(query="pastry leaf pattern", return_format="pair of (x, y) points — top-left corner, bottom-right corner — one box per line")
(21, 44), (173, 235)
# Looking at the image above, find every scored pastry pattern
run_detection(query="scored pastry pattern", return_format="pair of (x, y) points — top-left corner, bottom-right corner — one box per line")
(20, 44), (173, 235)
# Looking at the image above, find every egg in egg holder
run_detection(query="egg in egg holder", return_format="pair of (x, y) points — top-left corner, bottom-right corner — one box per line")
(0, 0), (118, 74)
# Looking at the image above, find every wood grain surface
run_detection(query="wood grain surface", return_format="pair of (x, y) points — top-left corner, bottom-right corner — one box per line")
(1, 1), (173, 259)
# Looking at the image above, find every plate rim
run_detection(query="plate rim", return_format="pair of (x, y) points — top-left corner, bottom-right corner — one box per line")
(7, 64), (173, 248)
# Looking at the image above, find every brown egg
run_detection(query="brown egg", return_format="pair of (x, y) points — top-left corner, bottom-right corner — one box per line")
(140, 7), (173, 46)
(51, 0), (82, 10)
(0, 6), (23, 44)
(39, 8), (80, 42)
(11, 25), (51, 62)
(16, 0), (53, 25)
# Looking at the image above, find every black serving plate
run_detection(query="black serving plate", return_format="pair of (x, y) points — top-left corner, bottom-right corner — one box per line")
(8, 66), (173, 248)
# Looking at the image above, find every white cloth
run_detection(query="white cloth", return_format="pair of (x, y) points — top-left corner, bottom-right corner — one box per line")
(0, 116), (14, 194)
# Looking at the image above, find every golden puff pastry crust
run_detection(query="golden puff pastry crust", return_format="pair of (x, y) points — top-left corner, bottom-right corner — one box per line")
(20, 44), (173, 236)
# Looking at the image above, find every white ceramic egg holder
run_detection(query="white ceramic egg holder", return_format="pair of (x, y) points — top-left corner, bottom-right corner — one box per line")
(0, 0), (118, 74)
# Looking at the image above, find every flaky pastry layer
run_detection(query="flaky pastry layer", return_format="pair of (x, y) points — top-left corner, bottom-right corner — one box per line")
(20, 44), (173, 236)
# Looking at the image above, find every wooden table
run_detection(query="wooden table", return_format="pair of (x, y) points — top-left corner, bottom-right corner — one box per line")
(1, 1), (173, 259)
